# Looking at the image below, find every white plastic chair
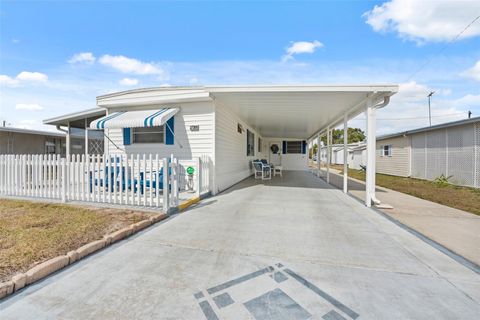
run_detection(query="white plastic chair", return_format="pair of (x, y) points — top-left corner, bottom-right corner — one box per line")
(253, 161), (272, 180)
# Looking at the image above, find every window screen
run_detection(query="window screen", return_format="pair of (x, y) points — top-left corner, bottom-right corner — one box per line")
(286, 141), (302, 154)
(247, 130), (255, 156)
(258, 138), (262, 153)
(133, 126), (164, 144)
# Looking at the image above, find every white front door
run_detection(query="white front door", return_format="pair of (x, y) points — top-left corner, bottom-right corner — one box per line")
(269, 142), (282, 166)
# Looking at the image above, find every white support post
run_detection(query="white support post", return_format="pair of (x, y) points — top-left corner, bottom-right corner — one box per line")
(326, 126), (330, 183)
(343, 114), (348, 193)
(66, 122), (71, 159)
(84, 118), (89, 157)
(365, 98), (376, 207)
(162, 158), (169, 213)
(316, 133), (321, 177)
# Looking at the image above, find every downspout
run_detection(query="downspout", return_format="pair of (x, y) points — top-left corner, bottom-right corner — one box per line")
(56, 125), (67, 133)
(369, 95), (391, 205)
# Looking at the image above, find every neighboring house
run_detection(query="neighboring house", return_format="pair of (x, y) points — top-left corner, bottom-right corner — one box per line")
(0, 127), (65, 155)
(349, 143), (367, 170)
(376, 116), (480, 188)
(43, 85), (397, 196)
(0, 126), (103, 156)
(318, 142), (366, 166)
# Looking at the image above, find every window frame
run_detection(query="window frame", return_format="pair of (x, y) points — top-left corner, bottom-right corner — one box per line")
(258, 137), (262, 153)
(246, 129), (255, 156)
(381, 144), (392, 157)
(285, 141), (302, 154)
(132, 125), (165, 144)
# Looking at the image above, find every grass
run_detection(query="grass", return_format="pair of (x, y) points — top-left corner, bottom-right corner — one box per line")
(0, 199), (149, 282)
(343, 168), (480, 216)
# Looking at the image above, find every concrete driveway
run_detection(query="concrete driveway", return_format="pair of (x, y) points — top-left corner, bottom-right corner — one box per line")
(1, 171), (479, 319)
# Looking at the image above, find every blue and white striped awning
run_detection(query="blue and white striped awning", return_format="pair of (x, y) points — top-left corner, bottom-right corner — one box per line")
(90, 108), (179, 129)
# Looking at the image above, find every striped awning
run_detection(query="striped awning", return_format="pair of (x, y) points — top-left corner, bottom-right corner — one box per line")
(90, 108), (179, 129)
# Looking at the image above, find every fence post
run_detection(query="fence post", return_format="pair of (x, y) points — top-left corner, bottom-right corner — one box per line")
(61, 157), (67, 203)
(163, 158), (169, 213)
(195, 157), (201, 198)
(173, 157), (179, 207)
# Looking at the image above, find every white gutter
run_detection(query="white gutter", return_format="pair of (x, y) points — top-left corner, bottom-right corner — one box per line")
(56, 125), (68, 133)
(369, 95), (391, 206)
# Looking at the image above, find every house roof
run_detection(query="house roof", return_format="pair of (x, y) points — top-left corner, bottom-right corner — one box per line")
(43, 108), (106, 127)
(96, 84), (398, 139)
(0, 126), (65, 137)
(377, 116), (480, 141)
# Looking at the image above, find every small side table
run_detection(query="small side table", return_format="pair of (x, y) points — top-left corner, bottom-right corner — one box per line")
(274, 166), (283, 177)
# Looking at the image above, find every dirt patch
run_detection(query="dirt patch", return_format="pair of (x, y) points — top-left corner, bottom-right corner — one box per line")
(344, 169), (480, 216)
(0, 199), (151, 282)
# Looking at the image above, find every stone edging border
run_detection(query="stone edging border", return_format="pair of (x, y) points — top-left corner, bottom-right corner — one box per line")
(0, 212), (168, 300)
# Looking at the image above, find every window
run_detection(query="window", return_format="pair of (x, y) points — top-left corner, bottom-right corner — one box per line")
(286, 141), (302, 154)
(45, 141), (56, 154)
(247, 129), (255, 156)
(258, 138), (262, 153)
(132, 126), (164, 144)
(381, 145), (392, 157)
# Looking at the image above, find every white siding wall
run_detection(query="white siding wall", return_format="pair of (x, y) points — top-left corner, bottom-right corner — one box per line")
(214, 101), (266, 193)
(264, 138), (308, 170)
(376, 136), (411, 177)
(105, 102), (215, 159)
(349, 149), (366, 170)
(104, 102), (216, 191)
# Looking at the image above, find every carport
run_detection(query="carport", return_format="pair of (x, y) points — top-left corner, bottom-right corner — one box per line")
(207, 84), (398, 207)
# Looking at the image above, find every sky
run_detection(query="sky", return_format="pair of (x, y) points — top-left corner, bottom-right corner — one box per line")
(1, 0), (479, 135)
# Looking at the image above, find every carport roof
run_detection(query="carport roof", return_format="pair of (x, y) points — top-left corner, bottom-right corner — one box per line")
(97, 84), (398, 139)
(46, 85), (398, 138)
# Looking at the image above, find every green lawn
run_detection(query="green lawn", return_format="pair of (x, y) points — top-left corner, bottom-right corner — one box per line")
(344, 169), (480, 216)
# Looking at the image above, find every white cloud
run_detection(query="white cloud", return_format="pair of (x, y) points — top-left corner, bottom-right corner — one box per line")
(15, 103), (43, 111)
(461, 60), (480, 81)
(68, 52), (96, 64)
(283, 40), (323, 61)
(363, 0), (480, 43)
(119, 77), (139, 86)
(0, 71), (48, 87)
(16, 71), (48, 82)
(0, 75), (18, 86)
(99, 54), (165, 76)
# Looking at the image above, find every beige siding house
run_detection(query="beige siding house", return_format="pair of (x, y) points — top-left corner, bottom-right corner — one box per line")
(0, 127), (65, 155)
(376, 116), (480, 188)
(376, 135), (410, 177)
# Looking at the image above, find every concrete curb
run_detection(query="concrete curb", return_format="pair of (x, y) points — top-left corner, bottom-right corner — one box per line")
(0, 212), (168, 300)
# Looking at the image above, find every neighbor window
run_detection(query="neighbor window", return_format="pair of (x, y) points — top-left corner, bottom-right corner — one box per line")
(45, 141), (56, 154)
(132, 126), (165, 144)
(381, 145), (392, 157)
(286, 141), (302, 154)
(247, 129), (255, 156)
(258, 137), (262, 153)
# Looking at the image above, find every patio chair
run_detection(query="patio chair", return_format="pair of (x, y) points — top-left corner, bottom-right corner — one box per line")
(260, 159), (274, 175)
(253, 160), (271, 180)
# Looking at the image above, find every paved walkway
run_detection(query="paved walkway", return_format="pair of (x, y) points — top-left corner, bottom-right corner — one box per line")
(323, 169), (480, 266)
(1, 171), (479, 319)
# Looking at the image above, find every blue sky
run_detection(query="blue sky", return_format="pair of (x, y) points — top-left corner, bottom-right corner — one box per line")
(1, 0), (479, 134)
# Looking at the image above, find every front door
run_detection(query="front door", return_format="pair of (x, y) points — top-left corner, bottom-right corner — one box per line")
(269, 142), (281, 166)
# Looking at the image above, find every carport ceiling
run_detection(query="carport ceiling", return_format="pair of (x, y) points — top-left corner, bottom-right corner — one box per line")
(208, 85), (398, 139)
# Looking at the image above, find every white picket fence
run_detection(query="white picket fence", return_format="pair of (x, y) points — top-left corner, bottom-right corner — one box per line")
(0, 154), (210, 212)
